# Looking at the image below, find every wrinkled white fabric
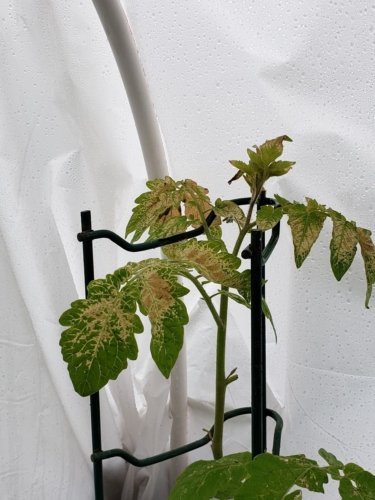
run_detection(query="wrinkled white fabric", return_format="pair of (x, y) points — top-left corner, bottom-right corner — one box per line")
(1, 1), (375, 499)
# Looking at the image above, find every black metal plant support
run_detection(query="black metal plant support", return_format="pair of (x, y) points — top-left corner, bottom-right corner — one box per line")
(78, 196), (283, 500)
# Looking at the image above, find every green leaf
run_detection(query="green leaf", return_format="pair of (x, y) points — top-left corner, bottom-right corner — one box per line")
(256, 205), (283, 231)
(169, 453), (252, 500)
(230, 135), (294, 192)
(274, 194), (291, 207)
(229, 160), (252, 174)
(282, 198), (327, 268)
(356, 228), (375, 308)
(236, 453), (328, 499)
(59, 274), (143, 396)
(268, 160), (296, 177)
(318, 448), (343, 480)
(255, 135), (293, 166)
(213, 289), (251, 308)
(170, 450), (375, 500)
(283, 490), (302, 500)
(262, 298), (277, 341)
(169, 452), (329, 500)
(339, 463), (375, 499)
(328, 210), (358, 281)
(284, 491), (303, 499)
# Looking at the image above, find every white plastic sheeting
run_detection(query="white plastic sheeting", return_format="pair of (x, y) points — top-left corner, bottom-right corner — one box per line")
(1, 1), (374, 499)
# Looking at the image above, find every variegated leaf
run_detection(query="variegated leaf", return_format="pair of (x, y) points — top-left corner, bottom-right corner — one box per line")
(282, 198), (327, 268)
(327, 210), (358, 281)
(214, 198), (247, 228)
(230, 136), (294, 193)
(163, 238), (243, 289)
(356, 228), (375, 308)
(60, 259), (192, 395)
(254, 135), (293, 166)
(138, 266), (189, 377)
(182, 179), (214, 228)
(126, 176), (183, 242)
(125, 177), (216, 241)
(256, 205), (283, 231)
(59, 275), (143, 396)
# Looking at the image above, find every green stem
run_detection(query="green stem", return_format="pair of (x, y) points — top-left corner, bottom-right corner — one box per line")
(211, 191), (260, 459)
(181, 272), (224, 331)
(232, 193), (259, 256)
(211, 289), (229, 459)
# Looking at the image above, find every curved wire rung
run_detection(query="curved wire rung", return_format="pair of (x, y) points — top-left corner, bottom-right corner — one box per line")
(91, 406), (283, 466)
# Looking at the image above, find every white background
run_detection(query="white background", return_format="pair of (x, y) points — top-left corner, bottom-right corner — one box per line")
(1, 1), (374, 498)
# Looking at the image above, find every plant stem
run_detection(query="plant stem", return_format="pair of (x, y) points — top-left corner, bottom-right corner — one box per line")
(211, 192), (260, 459)
(232, 194), (259, 257)
(181, 271), (224, 330)
(211, 288), (229, 459)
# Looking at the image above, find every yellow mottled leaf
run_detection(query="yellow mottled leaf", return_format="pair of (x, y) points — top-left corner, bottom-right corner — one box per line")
(328, 210), (358, 281)
(357, 228), (375, 308)
(59, 276), (143, 396)
(214, 198), (246, 228)
(256, 205), (283, 231)
(138, 266), (189, 377)
(283, 198), (327, 268)
(163, 238), (243, 288)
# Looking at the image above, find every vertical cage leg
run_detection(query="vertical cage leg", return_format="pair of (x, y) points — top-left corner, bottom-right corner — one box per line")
(251, 230), (266, 457)
(81, 211), (104, 500)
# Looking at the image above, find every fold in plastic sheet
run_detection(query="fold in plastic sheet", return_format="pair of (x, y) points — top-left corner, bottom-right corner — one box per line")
(1, 0), (375, 499)
(1, 1), (149, 498)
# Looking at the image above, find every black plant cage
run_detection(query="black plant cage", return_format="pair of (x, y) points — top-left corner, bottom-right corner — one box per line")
(77, 192), (283, 499)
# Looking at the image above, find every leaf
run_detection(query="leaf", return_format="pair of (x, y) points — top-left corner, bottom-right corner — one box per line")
(339, 463), (375, 499)
(256, 205), (283, 231)
(163, 238), (244, 289)
(214, 198), (247, 229)
(236, 453), (329, 499)
(318, 448), (344, 480)
(59, 274), (143, 396)
(274, 194), (291, 207)
(284, 491), (303, 499)
(169, 452), (329, 500)
(138, 265), (189, 377)
(230, 135), (294, 193)
(125, 177), (215, 241)
(170, 450), (375, 500)
(125, 176), (182, 241)
(356, 228), (375, 308)
(262, 298), (277, 341)
(268, 160), (296, 177)
(328, 210), (358, 281)
(282, 198), (327, 268)
(169, 453), (252, 500)
(213, 289), (251, 308)
(255, 135), (293, 166)
(229, 160), (252, 175)
(182, 179), (215, 229)
(60, 259), (191, 395)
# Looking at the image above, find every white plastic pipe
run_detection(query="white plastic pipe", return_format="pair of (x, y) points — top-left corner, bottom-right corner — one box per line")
(91, 0), (188, 484)
(91, 0), (169, 178)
